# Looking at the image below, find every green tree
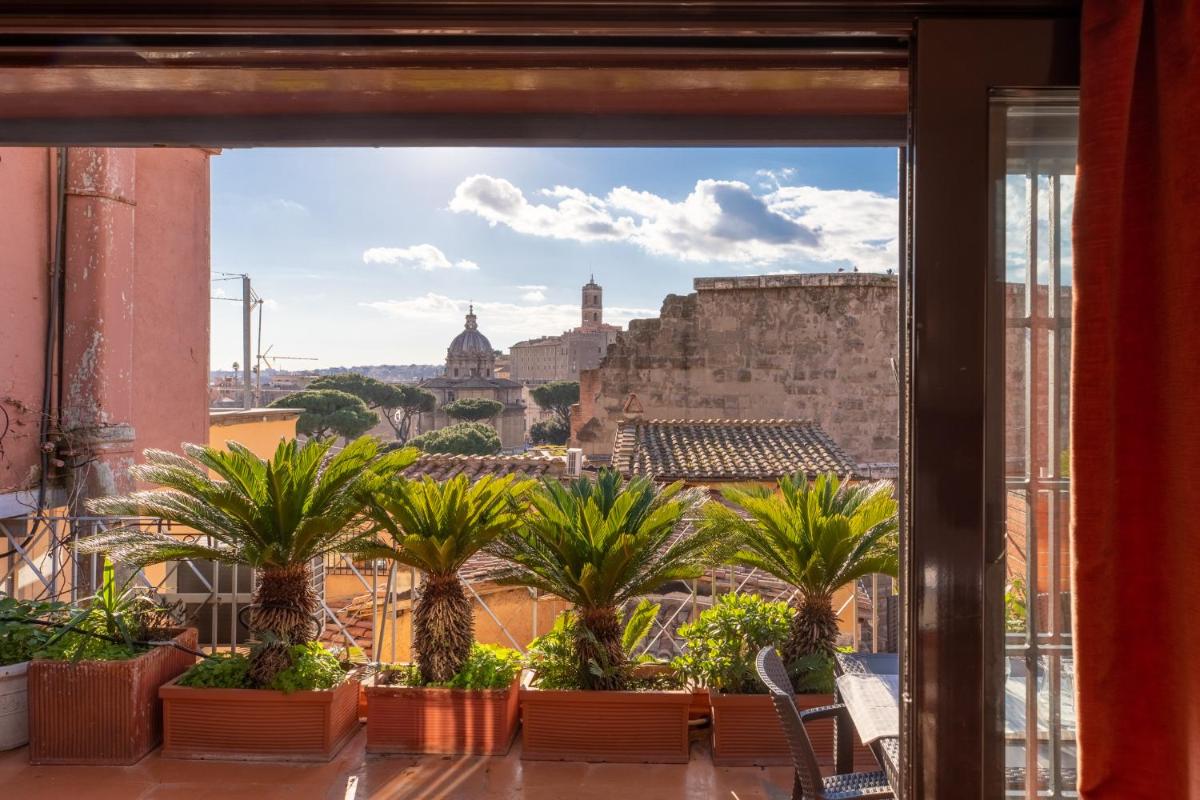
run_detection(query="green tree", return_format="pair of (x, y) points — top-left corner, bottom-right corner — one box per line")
(309, 374), (434, 443)
(408, 422), (501, 456)
(490, 470), (715, 690)
(529, 417), (570, 446)
(82, 437), (416, 686)
(269, 389), (378, 443)
(358, 474), (532, 683)
(701, 473), (898, 670)
(530, 381), (580, 425)
(442, 397), (503, 423)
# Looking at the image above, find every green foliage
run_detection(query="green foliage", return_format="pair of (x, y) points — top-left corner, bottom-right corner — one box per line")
(269, 388), (378, 442)
(84, 437), (415, 571)
(309, 374), (433, 442)
(491, 470), (715, 610)
(526, 603), (665, 691)
(529, 381), (580, 423)
(383, 644), (523, 690)
(409, 422), (501, 456)
(672, 593), (794, 695)
(529, 417), (570, 446)
(704, 473), (899, 600)
(358, 473), (533, 577)
(442, 397), (504, 423)
(790, 652), (836, 695)
(1005, 577), (1028, 633)
(82, 437), (414, 682)
(35, 559), (178, 662)
(0, 598), (66, 666)
(178, 642), (346, 693)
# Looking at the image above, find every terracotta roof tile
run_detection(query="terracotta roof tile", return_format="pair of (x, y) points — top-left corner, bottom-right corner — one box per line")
(612, 419), (857, 482)
(400, 453), (566, 482)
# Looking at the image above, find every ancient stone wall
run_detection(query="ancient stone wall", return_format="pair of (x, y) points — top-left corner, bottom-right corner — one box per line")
(572, 273), (900, 466)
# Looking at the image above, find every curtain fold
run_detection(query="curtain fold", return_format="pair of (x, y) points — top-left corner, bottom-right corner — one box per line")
(1073, 1), (1200, 796)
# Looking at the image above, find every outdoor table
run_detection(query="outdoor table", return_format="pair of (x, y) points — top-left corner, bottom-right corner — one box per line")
(834, 653), (901, 792)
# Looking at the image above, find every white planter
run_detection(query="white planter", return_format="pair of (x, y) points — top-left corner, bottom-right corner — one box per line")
(0, 661), (30, 750)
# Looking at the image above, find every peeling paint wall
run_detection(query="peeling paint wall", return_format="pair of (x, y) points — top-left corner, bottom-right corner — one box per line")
(0, 147), (213, 502)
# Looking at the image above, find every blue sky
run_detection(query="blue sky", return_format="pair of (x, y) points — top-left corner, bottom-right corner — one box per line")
(211, 147), (899, 369)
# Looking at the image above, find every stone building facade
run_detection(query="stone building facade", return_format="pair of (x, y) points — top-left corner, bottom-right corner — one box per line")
(416, 307), (527, 450)
(509, 277), (621, 384)
(571, 273), (900, 468)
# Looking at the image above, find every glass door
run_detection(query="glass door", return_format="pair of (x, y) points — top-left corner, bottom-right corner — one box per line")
(992, 93), (1079, 799)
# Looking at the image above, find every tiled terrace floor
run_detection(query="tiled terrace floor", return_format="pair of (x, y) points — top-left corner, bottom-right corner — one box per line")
(0, 730), (796, 800)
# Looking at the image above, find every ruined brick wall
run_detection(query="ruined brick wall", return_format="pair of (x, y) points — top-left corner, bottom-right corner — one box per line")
(572, 274), (899, 466)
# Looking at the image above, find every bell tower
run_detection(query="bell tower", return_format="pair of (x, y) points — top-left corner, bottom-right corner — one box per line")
(581, 275), (603, 328)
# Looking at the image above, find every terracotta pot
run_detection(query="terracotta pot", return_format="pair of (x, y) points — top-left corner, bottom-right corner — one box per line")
(520, 685), (692, 763)
(0, 661), (30, 751)
(159, 668), (362, 761)
(709, 690), (836, 767)
(27, 628), (198, 765)
(364, 673), (520, 755)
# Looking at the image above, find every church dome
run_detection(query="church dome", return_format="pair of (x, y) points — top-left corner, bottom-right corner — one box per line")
(448, 305), (493, 355)
(449, 328), (493, 355)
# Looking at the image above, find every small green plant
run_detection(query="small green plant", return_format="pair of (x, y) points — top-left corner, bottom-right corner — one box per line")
(526, 601), (667, 690)
(672, 593), (793, 695)
(381, 644), (522, 690)
(0, 598), (66, 666)
(790, 652), (836, 695)
(178, 642), (346, 693)
(1005, 577), (1028, 634)
(36, 559), (178, 662)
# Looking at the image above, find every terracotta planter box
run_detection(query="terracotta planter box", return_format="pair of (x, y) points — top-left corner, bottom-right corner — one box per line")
(520, 685), (692, 763)
(159, 668), (361, 762)
(0, 661), (30, 751)
(709, 690), (836, 767)
(27, 628), (198, 765)
(364, 673), (520, 755)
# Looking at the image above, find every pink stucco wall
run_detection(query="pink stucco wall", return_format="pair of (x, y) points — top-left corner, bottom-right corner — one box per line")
(0, 147), (212, 502)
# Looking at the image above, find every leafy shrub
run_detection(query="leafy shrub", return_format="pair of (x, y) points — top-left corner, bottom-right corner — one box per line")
(35, 559), (178, 662)
(672, 593), (793, 695)
(178, 642), (347, 693)
(526, 601), (672, 691)
(442, 397), (503, 423)
(409, 422), (501, 456)
(790, 652), (836, 695)
(0, 598), (66, 666)
(529, 417), (569, 445)
(381, 643), (522, 690)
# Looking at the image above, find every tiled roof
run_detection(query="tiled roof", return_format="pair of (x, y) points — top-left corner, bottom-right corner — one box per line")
(612, 419), (857, 482)
(400, 453), (566, 482)
(421, 376), (523, 389)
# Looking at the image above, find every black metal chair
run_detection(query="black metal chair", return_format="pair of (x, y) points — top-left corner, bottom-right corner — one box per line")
(755, 647), (894, 800)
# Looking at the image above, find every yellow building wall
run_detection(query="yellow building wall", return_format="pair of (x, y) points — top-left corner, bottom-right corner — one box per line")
(208, 412), (298, 457)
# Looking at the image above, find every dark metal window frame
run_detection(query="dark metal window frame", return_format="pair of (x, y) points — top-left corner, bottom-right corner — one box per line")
(0, 5), (1080, 797)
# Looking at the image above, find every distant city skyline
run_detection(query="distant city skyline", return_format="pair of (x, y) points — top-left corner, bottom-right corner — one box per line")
(210, 147), (900, 369)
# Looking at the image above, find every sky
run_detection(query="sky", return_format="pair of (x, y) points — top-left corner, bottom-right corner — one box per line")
(210, 147), (901, 369)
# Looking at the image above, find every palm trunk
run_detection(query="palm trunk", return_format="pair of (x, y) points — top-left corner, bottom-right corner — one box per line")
(248, 563), (318, 688)
(413, 574), (474, 684)
(575, 606), (627, 691)
(782, 594), (839, 673)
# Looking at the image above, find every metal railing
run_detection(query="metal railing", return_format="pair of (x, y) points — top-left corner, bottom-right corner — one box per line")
(2, 514), (892, 663)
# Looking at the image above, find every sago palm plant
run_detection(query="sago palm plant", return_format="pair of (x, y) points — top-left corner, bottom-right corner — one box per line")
(357, 473), (532, 684)
(490, 469), (715, 690)
(701, 472), (898, 668)
(83, 436), (415, 686)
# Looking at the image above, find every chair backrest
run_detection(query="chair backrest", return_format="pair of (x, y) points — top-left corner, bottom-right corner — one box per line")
(756, 647), (827, 800)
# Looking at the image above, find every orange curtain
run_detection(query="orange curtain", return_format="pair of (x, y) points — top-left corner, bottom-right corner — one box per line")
(1073, 2), (1200, 796)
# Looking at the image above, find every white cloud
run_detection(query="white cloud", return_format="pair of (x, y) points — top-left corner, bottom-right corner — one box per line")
(361, 293), (657, 348)
(448, 173), (899, 271)
(362, 243), (480, 272)
(518, 284), (548, 302)
(251, 197), (309, 216)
